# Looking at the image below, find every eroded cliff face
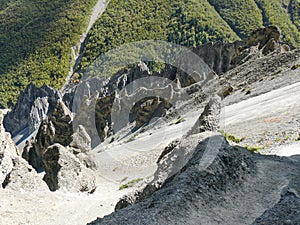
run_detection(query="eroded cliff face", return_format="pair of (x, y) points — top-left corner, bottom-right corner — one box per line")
(193, 26), (288, 75)
(3, 83), (61, 136)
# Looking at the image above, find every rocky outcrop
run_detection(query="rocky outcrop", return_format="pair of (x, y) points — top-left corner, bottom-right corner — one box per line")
(219, 44), (300, 107)
(3, 83), (61, 136)
(188, 95), (222, 135)
(24, 99), (94, 171)
(130, 97), (171, 130)
(114, 95), (222, 211)
(2, 156), (48, 191)
(72, 62), (180, 145)
(193, 26), (287, 75)
(23, 100), (73, 171)
(20, 100), (97, 193)
(0, 111), (19, 185)
(70, 125), (92, 153)
(43, 144), (96, 193)
(253, 189), (300, 225)
(0, 111), (47, 191)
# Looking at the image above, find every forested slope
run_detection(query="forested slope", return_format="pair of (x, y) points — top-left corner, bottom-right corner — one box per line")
(0, 0), (97, 107)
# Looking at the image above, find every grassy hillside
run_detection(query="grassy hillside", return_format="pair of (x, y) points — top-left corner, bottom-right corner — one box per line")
(0, 0), (97, 107)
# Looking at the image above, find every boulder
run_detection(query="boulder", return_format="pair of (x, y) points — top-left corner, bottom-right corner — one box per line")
(70, 125), (92, 153)
(42, 144), (96, 193)
(2, 157), (48, 191)
(0, 111), (19, 185)
(253, 189), (300, 225)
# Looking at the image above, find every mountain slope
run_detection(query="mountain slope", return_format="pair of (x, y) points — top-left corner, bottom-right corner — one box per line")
(78, 0), (239, 71)
(254, 0), (300, 45)
(79, 0), (300, 74)
(207, 0), (264, 38)
(288, 0), (300, 31)
(1, 0), (300, 108)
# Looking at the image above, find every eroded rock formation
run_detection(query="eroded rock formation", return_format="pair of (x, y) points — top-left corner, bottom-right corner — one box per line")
(193, 26), (287, 75)
(0, 111), (48, 191)
(3, 83), (61, 136)
(23, 100), (73, 171)
(43, 144), (96, 193)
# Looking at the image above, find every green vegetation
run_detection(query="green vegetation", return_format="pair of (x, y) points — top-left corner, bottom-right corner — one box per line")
(296, 134), (300, 141)
(126, 132), (139, 143)
(0, 0), (98, 107)
(219, 130), (245, 144)
(275, 137), (282, 142)
(254, 0), (300, 45)
(243, 145), (262, 153)
(208, 0), (263, 38)
(288, 0), (300, 31)
(78, 0), (239, 73)
(174, 116), (186, 125)
(119, 178), (143, 190)
(291, 64), (300, 70)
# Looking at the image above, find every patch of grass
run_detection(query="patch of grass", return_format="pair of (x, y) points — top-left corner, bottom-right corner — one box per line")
(275, 137), (282, 142)
(174, 116), (186, 125)
(284, 135), (290, 141)
(291, 64), (300, 70)
(219, 130), (245, 144)
(243, 145), (262, 153)
(119, 178), (143, 190)
(126, 132), (139, 143)
(257, 137), (264, 143)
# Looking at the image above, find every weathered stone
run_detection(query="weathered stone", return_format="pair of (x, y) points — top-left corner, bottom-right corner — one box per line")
(3, 157), (48, 191)
(187, 95), (222, 135)
(0, 111), (19, 185)
(70, 125), (91, 153)
(43, 144), (96, 193)
(3, 83), (61, 136)
(88, 134), (300, 225)
(25, 100), (73, 171)
(0, 110), (47, 191)
(130, 97), (171, 130)
(193, 26), (285, 75)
